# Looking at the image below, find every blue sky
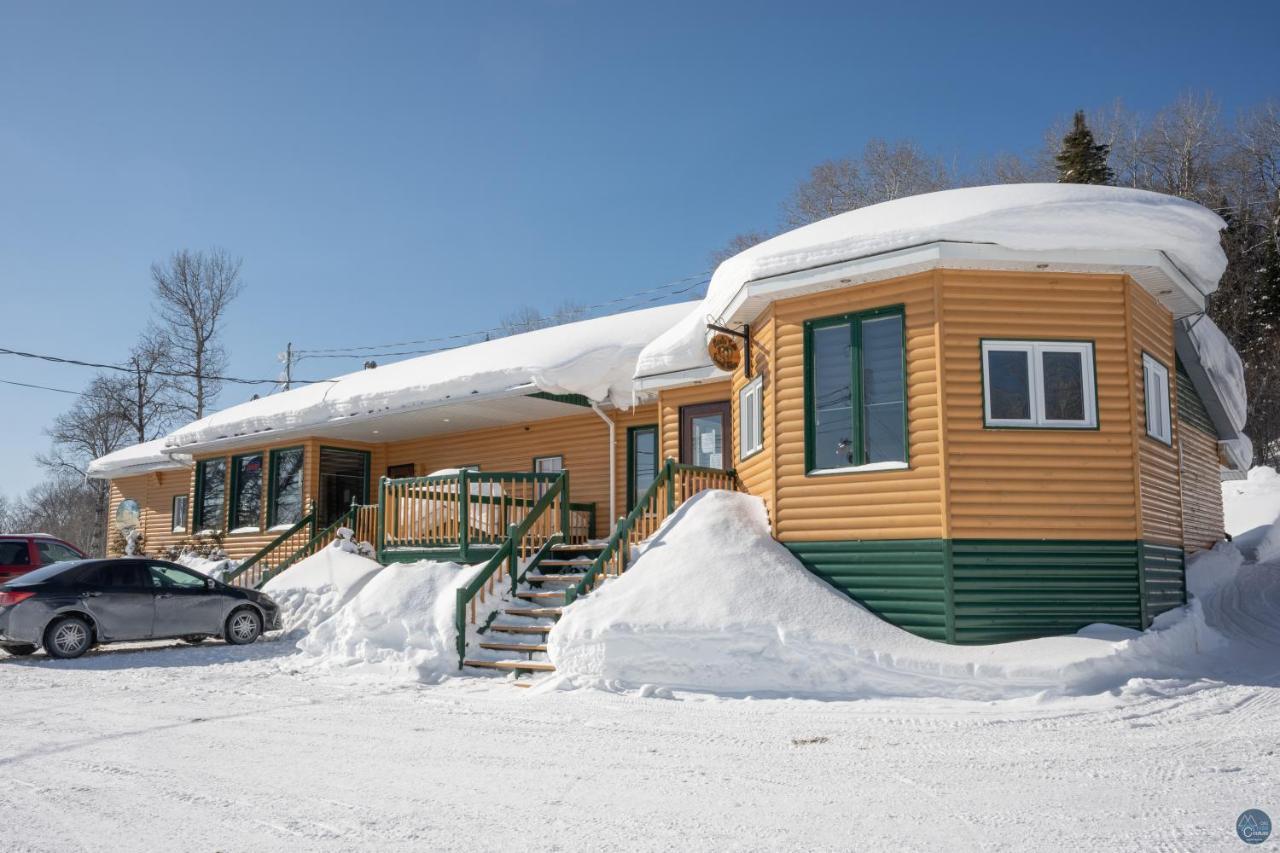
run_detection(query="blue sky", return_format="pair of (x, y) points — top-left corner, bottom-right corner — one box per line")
(1, 1), (1277, 496)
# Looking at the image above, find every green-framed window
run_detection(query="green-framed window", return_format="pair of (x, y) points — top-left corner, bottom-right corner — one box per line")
(803, 306), (907, 473)
(980, 339), (1098, 429)
(194, 458), (228, 532)
(627, 424), (659, 510)
(229, 452), (264, 532)
(268, 446), (305, 528)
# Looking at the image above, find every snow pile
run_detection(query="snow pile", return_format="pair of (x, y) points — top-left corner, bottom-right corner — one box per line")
(547, 490), (1240, 700)
(86, 437), (192, 479)
(1185, 541), (1245, 599)
(163, 302), (694, 450)
(175, 551), (236, 581)
(261, 543), (381, 633)
(637, 184), (1227, 378)
(1186, 316), (1248, 434)
(1222, 466), (1280, 561)
(295, 560), (476, 682)
(329, 526), (376, 559)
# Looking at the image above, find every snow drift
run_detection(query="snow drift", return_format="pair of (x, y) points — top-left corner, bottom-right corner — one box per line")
(294, 560), (475, 682)
(637, 184), (1227, 379)
(261, 543), (382, 634)
(1223, 466), (1280, 562)
(546, 490), (1256, 701)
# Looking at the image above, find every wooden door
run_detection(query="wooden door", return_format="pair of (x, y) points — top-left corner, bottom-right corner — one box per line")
(679, 401), (731, 469)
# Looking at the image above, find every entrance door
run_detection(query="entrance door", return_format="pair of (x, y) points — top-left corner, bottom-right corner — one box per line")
(680, 401), (730, 469)
(318, 447), (370, 527)
(627, 425), (658, 510)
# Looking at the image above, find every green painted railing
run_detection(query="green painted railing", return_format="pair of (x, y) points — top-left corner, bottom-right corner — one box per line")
(455, 471), (570, 666)
(222, 510), (317, 589)
(564, 460), (737, 606)
(255, 501), (376, 589)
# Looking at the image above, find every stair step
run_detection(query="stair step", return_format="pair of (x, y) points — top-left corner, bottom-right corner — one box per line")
(552, 543), (606, 552)
(488, 623), (553, 635)
(539, 558), (596, 567)
(478, 641), (548, 653)
(463, 659), (556, 672)
(526, 573), (586, 584)
(515, 590), (565, 601)
(504, 607), (563, 618)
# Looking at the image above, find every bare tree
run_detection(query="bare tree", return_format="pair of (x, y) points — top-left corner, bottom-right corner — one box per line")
(99, 333), (176, 443)
(151, 248), (244, 419)
(8, 476), (102, 552)
(710, 231), (772, 266)
(782, 138), (952, 227)
(497, 300), (589, 338)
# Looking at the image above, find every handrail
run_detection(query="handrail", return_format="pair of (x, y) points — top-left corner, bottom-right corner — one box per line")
(222, 511), (315, 587)
(455, 471), (569, 666)
(256, 503), (364, 588)
(564, 460), (736, 606)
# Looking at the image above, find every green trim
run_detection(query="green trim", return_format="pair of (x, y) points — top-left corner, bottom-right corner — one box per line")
(1139, 541), (1185, 627)
(228, 451), (264, 533)
(978, 338), (1101, 431)
(266, 446), (305, 529)
(626, 424), (659, 511)
(1140, 350), (1173, 447)
(527, 391), (593, 408)
(193, 457), (228, 533)
(382, 546), (502, 565)
(802, 304), (908, 475)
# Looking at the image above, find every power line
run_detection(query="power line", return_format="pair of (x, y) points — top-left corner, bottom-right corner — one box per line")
(294, 271), (711, 358)
(0, 346), (328, 387)
(0, 377), (86, 396)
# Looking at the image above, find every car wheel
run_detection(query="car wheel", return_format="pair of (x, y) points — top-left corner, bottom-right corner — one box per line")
(1, 643), (37, 657)
(224, 608), (261, 646)
(44, 616), (93, 660)
(180, 635), (206, 645)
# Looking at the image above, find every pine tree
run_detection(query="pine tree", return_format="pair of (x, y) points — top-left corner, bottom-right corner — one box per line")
(1055, 110), (1114, 185)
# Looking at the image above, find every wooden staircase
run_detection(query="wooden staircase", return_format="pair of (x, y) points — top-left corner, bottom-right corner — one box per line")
(462, 542), (604, 676)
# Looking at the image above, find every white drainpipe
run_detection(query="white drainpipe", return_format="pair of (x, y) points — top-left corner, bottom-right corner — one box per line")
(590, 402), (617, 527)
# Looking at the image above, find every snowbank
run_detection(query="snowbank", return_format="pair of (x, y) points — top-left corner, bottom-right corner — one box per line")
(164, 302), (694, 450)
(637, 184), (1227, 378)
(261, 543), (382, 633)
(295, 560), (476, 682)
(547, 490), (1232, 700)
(1223, 467), (1280, 561)
(87, 437), (192, 479)
(176, 552), (236, 581)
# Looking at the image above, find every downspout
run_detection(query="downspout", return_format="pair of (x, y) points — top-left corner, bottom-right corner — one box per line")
(590, 402), (617, 528)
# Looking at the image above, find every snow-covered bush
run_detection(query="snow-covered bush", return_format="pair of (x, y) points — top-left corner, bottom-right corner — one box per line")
(330, 526), (376, 558)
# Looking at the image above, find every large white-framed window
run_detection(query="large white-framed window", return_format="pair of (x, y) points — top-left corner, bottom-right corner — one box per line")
(1142, 353), (1172, 444)
(981, 340), (1097, 429)
(739, 375), (764, 460)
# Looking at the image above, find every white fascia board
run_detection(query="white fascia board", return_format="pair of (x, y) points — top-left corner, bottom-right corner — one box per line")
(632, 364), (731, 394)
(721, 242), (1206, 326)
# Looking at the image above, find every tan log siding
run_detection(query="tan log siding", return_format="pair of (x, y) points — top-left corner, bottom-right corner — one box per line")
(657, 382), (734, 465)
(730, 308), (777, 524)
(1128, 285), (1183, 546)
(941, 271), (1140, 540)
(107, 468), (195, 557)
(382, 405), (658, 534)
(1179, 422), (1225, 552)
(772, 273), (945, 541)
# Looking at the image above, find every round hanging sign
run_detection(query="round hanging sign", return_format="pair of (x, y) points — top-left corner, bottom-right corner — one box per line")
(708, 333), (741, 372)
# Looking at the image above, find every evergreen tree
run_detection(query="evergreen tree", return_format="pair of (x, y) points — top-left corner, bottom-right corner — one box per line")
(1055, 110), (1114, 185)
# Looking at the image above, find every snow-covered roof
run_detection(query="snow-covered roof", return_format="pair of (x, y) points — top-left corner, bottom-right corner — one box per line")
(636, 184), (1228, 384)
(87, 438), (193, 480)
(162, 302), (696, 453)
(1175, 315), (1252, 471)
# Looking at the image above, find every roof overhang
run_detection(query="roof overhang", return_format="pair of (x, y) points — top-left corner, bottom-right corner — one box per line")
(720, 241), (1208, 327)
(632, 364), (731, 395)
(86, 457), (193, 480)
(160, 385), (601, 457)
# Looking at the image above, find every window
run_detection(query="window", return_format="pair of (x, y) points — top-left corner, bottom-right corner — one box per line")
(195, 458), (228, 532)
(804, 308), (907, 472)
(36, 541), (82, 564)
(317, 447), (370, 527)
(171, 494), (189, 534)
(533, 455), (564, 474)
(0, 540), (31, 567)
(386, 463), (415, 480)
(739, 376), (763, 460)
(981, 341), (1097, 429)
(1143, 354), (1172, 444)
(86, 561), (149, 588)
(230, 453), (264, 532)
(680, 401), (730, 468)
(269, 447), (305, 528)
(627, 425), (658, 510)
(148, 564), (208, 589)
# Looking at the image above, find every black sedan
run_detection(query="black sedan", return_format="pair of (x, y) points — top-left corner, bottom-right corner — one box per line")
(0, 558), (281, 659)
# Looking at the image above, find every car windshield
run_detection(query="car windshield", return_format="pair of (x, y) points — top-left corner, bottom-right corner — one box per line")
(2, 560), (91, 586)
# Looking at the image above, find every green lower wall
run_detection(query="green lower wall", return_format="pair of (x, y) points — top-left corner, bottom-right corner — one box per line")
(785, 538), (1182, 645)
(783, 540), (951, 641)
(1139, 542), (1186, 627)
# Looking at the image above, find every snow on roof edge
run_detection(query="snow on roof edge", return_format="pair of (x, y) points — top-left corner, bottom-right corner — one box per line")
(88, 438), (193, 480)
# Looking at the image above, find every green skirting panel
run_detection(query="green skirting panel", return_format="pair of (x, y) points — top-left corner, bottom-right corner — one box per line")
(783, 540), (951, 642)
(1140, 542), (1186, 627)
(951, 540), (1142, 644)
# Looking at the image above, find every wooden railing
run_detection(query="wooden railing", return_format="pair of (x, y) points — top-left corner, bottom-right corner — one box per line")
(378, 470), (591, 560)
(455, 471), (569, 665)
(223, 510), (316, 589)
(564, 460), (736, 605)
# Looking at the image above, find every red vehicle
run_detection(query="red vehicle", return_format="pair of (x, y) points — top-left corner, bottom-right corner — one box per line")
(0, 535), (87, 584)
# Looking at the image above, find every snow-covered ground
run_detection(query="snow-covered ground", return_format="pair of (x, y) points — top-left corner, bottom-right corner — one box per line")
(3, 478), (1279, 851)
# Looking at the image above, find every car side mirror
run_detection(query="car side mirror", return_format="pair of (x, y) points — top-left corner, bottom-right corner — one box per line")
(204, 578), (215, 590)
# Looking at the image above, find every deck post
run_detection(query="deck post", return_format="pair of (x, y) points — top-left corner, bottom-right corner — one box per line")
(508, 524), (520, 596)
(559, 471), (571, 542)
(376, 477), (387, 561)
(665, 458), (676, 514)
(458, 468), (470, 563)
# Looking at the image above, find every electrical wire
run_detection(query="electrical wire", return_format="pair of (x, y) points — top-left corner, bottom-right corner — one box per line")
(0, 346), (327, 386)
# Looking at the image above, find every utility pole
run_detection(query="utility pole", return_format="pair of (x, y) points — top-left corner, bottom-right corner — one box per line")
(284, 342), (293, 391)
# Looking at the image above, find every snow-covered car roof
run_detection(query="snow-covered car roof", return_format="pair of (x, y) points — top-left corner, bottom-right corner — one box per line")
(635, 184), (1228, 385)
(87, 437), (193, 479)
(161, 301), (696, 453)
